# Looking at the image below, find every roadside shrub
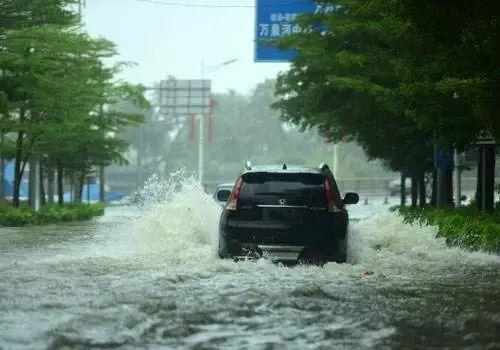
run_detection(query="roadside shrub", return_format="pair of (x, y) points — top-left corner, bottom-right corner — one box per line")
(0, 203), (105, 227)
(0, 205), (36, 227)
(395, 206), (500, 253)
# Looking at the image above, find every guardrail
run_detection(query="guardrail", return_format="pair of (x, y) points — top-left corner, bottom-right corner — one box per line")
(105, 169), (499, 197)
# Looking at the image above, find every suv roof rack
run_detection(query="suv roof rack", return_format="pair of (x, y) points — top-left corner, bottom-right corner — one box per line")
(245, 160), (252, 170)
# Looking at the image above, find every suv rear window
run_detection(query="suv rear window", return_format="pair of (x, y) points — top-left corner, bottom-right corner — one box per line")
(239, 172), (328, 206)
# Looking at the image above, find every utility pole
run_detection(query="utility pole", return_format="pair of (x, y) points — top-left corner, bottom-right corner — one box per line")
(198, 114), (205, 184)
(198, 58), (237, 186)
(199, 61), (206, 186)
(332, 143), (339, 178)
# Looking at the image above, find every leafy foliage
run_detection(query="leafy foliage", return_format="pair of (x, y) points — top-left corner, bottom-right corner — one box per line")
(0, 0), (148, 205)
(395, 205), (500, 253)
(0, 203), (104, 226)
(274, 0), (499, 173)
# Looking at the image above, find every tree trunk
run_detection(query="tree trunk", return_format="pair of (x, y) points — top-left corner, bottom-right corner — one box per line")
(12, 102), (27, 207)
(476, 150), (483, 208)
(70, 173), (74, 203)
(430, 169), (437, 207)
(13, 131), (24, 207)
(47, 166), (55, 204)
(99, 164), (105, 203)
(436, 168), (453, 208)
(40, 161), (46, 206)
(476, 146), (495, 212)
(57, 159), (64, 205)
(400, 173), (407, 207)
(418, 171), (426, 207)
(411, 172), (418, 208)
(75, 172), (84, 204)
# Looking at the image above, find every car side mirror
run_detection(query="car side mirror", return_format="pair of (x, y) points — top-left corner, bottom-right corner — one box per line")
(216, 190), (231, 202)
(343, 192), (359, 205)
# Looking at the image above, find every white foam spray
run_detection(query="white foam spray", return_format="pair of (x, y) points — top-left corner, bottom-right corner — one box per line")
(131, 172), (221, 266)
(128, 172), (498, 276)
(348, 212), (499, 273)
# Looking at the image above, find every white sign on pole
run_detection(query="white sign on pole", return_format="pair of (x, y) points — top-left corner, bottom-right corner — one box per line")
(160, 79), (211, 116)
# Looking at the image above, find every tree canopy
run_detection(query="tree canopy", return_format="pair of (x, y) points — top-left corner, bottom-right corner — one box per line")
(273, 0), (499, 206)
(0, 0), (148, 205)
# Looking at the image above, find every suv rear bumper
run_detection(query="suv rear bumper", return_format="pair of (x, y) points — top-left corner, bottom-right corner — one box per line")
(219, 237), (343, 264)
(218, 212), (349, 263)
(232, 244), (305, 262)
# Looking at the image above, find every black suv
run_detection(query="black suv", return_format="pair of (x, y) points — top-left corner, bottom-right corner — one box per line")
(217, 163), (359, 264)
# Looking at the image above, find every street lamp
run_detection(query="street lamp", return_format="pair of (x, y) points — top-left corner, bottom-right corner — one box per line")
(201, 59), (238, 78)
(197, 58), (238, 185)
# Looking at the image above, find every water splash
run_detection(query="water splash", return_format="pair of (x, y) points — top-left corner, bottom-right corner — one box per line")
(348, 212), (499, 273)
(128, 172), (499, 276)
(131, 173), (221, 265)
(130, 169), (188, 206)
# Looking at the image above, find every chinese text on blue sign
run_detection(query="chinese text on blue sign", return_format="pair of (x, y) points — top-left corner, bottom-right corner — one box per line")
(255, 0), (337, 62)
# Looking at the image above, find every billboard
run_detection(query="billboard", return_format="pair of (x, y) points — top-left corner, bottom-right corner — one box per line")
(255, 0), (317, 62)
(159, 79), (212, 116)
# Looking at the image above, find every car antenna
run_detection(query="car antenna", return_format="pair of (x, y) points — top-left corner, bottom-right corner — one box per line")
(282, 163), (287, 170)
(245, 160), (252, 170)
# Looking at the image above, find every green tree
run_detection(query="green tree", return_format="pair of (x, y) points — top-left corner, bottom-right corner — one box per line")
(0, 0), (147, 206)
(274, 0), (499, 207)
(274, 0), (433, 205)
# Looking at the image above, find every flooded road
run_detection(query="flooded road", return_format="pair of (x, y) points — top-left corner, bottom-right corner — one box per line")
(0, 182), (499, 349)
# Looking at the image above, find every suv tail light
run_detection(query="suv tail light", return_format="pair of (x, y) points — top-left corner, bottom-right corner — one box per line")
(324, 179), (341, 213)
(226, 177), (243, 211)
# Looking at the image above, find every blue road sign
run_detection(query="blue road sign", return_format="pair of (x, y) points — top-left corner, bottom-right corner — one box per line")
(255, 0), (318, 62)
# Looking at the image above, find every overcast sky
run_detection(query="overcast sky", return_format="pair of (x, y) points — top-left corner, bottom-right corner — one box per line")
(83, 0), (289, 94)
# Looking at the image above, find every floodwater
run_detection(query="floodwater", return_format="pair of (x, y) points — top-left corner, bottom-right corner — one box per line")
(0, 180), (499, 349)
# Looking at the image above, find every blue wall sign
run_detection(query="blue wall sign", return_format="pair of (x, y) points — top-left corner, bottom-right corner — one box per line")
(255, 0), (319, 62)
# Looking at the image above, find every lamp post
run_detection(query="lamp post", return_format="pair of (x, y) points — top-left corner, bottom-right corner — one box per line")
(198, 58), (238, 185)
(332, 143), (339, 178)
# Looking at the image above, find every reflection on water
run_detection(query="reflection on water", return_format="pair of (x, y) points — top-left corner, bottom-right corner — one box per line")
(0, 179), (498, 349)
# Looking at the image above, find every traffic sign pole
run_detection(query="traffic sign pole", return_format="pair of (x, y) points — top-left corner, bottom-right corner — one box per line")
(198, 114), (204, 185)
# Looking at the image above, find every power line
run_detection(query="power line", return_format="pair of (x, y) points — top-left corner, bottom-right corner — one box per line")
(137, 0), (255, 8)
(136, 0), (316, 9)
